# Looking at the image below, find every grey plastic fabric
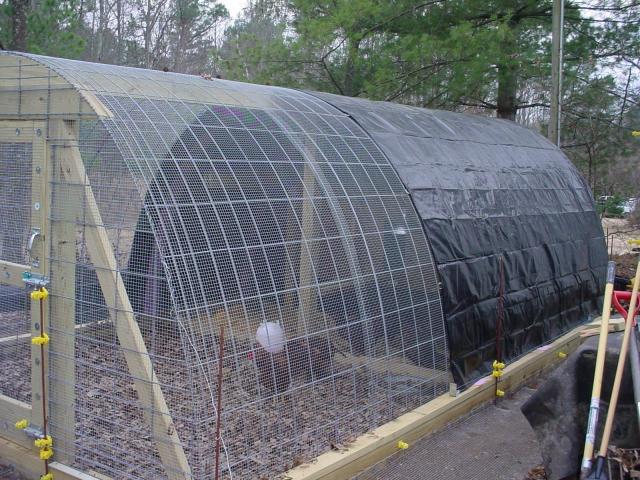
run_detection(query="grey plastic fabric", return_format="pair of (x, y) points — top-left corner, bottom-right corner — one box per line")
(313, 92), (608, 384)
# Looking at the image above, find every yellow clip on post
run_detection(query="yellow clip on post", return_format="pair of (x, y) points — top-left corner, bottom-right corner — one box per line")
(558, 351), (567, 359)
(15, 419), (29, 430)
(30, 287), (49, 301)
(397, 440), (409, 450)
(492, 360), (506, 378)
(34, 435), (53, 449)
(496, 389), (505, 397)
(39, 447), (54, 460)
(31, 332), (50, 346)
(41, 474), (54, 480)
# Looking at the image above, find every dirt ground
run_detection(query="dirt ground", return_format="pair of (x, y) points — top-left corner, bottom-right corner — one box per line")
(612, 252), (639, 279)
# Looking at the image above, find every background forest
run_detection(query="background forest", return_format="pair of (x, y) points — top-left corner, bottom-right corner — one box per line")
(1, 0), (639, 204)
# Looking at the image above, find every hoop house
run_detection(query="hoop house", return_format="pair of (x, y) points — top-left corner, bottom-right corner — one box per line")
(0, 52), (605, 480)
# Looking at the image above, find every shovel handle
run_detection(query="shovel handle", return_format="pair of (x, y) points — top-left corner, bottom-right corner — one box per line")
(597, 258), (640, 458)
(581, 261), (616, 477)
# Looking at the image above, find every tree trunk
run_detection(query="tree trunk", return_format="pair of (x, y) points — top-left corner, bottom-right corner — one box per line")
(496, 16), (519, 121)
(342, 38), (360, 97)
(9, 0), (29, 51)
(496, 62), (518, 120)
(116, 0), (123, 63)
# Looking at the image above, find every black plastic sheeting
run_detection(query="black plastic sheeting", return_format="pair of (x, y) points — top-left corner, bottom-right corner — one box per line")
(313, 92), (608, 385)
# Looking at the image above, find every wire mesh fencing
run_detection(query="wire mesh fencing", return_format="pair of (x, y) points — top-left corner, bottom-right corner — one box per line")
(0, 52), (450, 480)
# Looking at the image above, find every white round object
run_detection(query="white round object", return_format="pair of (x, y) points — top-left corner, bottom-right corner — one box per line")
(256, 322), (285, 353)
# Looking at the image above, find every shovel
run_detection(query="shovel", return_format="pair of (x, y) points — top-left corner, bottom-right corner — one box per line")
(586, 258), (640, 479)
(580, 261), (616, 479)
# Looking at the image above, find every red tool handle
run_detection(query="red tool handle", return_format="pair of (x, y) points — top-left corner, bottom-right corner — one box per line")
(613, 290), (640, 324)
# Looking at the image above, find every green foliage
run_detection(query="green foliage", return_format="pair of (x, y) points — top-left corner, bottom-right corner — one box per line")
(0, 0), (85, 57)
(216, 0), (640, 199)
(597, 195), (625, 218)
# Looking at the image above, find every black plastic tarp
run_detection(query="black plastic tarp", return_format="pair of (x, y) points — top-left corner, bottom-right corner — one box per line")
(313, 92), (608, 384)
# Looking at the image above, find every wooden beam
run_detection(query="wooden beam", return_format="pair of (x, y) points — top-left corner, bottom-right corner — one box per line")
(27, 120), (49, 436)
(0, 54), (111, 119)
(0, 394), (32, 449)
(55, 120), (191, 479)
(0, 261), (29, 288)
(285, 324), (586, 480)
(47, 120), (79, 464)
(335, 354), (451, 382)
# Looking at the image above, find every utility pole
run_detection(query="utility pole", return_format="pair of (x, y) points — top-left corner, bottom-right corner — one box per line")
(549, 0), (564, 146)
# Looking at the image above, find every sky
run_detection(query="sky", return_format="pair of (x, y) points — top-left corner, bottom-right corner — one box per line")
(220, 0), (249, 19)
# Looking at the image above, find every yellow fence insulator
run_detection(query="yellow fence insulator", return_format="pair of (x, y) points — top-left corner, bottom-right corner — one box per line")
(31, 332), (50, 346)
(14, 419), (29, 430)
(30, 287), (49, 301)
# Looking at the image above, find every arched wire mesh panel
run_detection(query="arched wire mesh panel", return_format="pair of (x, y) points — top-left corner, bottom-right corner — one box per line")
(21, 54), (448, 479)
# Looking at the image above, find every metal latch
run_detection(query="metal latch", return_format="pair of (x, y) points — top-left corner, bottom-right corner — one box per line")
(26, 228), (41, 267)
(22, 271), (50, 287)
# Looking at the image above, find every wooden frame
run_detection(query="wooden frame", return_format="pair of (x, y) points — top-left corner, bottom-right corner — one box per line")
(0, 56), (191, 478)
(0, 120), (46, 453)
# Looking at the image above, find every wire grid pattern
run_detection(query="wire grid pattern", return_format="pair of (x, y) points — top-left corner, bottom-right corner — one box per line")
(4, 53), (448, 479)
(0, 139), (32, 404)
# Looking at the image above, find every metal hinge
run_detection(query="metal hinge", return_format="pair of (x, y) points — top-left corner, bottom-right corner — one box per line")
(22, 271), (50, 287)
(22, 425), (45, 439)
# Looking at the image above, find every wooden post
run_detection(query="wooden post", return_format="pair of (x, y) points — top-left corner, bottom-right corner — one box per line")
(55, 120), (191, 479)
(26, 121), (49, 439)
(48, 120), (79, 464)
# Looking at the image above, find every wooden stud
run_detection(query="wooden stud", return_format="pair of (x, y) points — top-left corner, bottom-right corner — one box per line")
(47, 120), (80, 464)
(26, 120), (49, 441)
(297, 163), (318, 336)
(0, 261), (30, 288)
(55, 120), (192, 479)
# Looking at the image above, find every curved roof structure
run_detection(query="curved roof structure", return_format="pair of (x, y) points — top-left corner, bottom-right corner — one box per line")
(0, 52), (605, 480)
(314, 93), (607, 382)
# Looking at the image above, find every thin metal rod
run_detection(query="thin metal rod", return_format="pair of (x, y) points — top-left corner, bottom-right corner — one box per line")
(39, 288), (49, 475)
(215, 324), (226, 480)
(494, 256), (505, 400)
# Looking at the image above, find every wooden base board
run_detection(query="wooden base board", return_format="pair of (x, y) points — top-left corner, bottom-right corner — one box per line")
(0, 436), (103, 480)
(284, 325), (586, 480)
